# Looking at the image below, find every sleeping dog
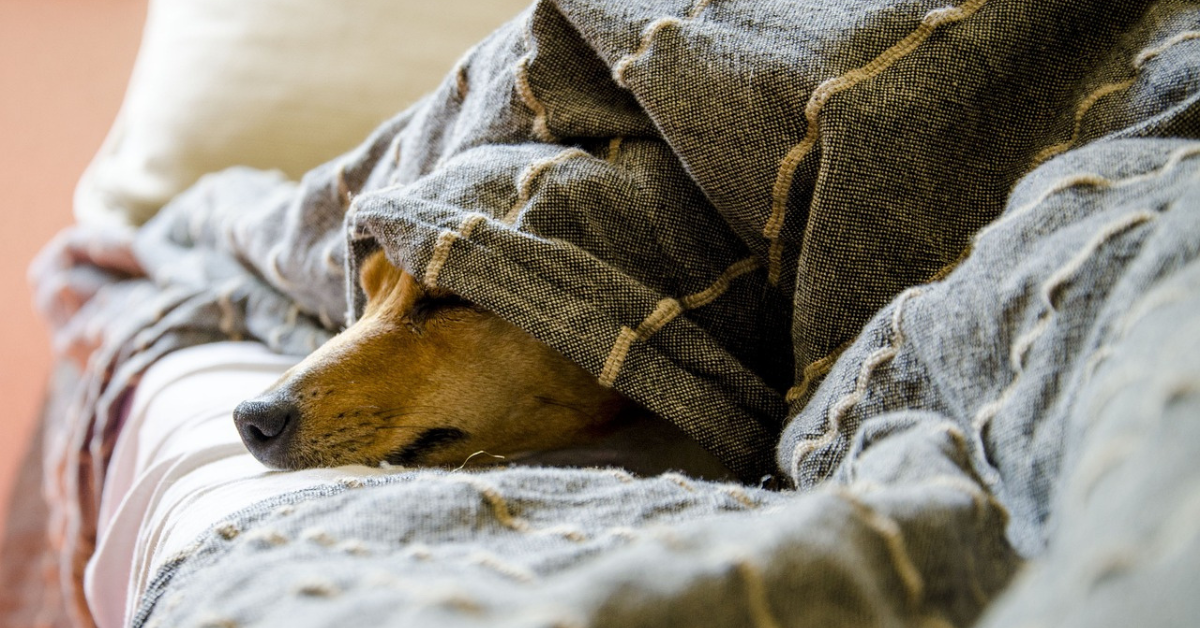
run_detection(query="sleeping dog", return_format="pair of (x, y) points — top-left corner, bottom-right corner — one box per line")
(233, 251), (730, 476)
(233, 250), (626, 470)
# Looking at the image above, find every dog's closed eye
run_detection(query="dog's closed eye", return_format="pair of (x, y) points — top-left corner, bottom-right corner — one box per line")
(406, 294), (476, 333)
(385, 427), (469, 466)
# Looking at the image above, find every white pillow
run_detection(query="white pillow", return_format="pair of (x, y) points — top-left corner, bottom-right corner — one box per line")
(76, 0), (529, 226)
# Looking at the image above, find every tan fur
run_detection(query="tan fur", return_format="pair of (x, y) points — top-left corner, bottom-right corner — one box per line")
(239, 250), (625, 470)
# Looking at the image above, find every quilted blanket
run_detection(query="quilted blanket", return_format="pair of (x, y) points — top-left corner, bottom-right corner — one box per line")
(24, 0), (1200, 626)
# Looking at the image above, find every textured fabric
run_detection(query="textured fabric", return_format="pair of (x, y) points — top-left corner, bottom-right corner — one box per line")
(23, 0), (1200, 626)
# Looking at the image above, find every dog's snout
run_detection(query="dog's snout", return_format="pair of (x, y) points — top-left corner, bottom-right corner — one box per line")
(234, 396), (299, 467)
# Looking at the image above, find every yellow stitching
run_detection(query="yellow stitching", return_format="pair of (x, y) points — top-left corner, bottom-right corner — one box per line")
(724, 486), (760, 509)
(392, 135), (404, 167)
(837, 489), (925, 607)
(688, 0), (716, 19)
(302, 528), (337, 547)
(613, 0), (716, 87)
(458, 480), (531, 533)
(245, 528), (289, 547)
(216, 278), (244, 340)
(536, 524), (588, 542)
(455, 62), (471, 101)
(607, 136), (624, 164)
(600, 326), (640, 387)
(1135, 29), (1200, 66)
(735, 557), (783, 628)
(516, 20), (557, 143)
(323, 242), (342, 273)
(268, 304), (302, 348)
(606, 468), (635, 483)
(974, 173), (1111, 242)
(765, 0), (988, 284)
(470, 550), (536, 582)
(1035, 31), (1200, 164)
(1033, 80), (1135, 165)
(335, 161), (352, 207)
(662, 471), (697, 491)
(973, 210), (1156, 439)
(598, 298), (685, 387)
(792, 288), (922, 472)
(215, 522), (240, 540)
(786, 341), (850, 404)
(424, 213), (487, 289)
(267, 246), (297, 292)
(679, 257), (762, 308)
(506, 148), (591, 224)
(295, 580), (341, 598)
(1044, 211), (1156, 310)
(599, 256), (760, 386)
(983, 139), (1200, 244)
(613, 17), (684, 88)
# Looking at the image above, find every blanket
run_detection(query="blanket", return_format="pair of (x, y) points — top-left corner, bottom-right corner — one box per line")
(24, 0), (1200, 625)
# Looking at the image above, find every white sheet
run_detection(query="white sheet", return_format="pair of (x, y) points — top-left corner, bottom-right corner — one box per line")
(85, 341), (399, 628)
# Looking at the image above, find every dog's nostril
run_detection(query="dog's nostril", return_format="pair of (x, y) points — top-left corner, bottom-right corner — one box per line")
(234, 398), (295, 443)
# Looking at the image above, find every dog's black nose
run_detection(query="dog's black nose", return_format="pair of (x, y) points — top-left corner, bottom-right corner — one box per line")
(233, 395), (299, 467)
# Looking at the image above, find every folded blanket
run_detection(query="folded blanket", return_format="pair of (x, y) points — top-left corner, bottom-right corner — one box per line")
(27, 0), (1200, 626)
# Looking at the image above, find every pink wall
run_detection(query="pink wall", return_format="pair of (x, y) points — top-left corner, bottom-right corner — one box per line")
(0, 0), (146, 538)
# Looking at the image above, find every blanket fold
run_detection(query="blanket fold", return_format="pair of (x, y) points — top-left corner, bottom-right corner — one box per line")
(23, 0), (1200, 625)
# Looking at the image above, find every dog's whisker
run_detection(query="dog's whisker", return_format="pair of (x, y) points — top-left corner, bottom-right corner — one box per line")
(454, 450), (506, 471)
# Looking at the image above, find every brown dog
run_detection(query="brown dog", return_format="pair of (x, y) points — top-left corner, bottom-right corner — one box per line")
(233, 250), (627, 470)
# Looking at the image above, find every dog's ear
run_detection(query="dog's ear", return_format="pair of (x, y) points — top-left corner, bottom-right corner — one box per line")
(359, 250), (424, 319)
(359, 250), (467, 323)
(359, 250), (396, 301)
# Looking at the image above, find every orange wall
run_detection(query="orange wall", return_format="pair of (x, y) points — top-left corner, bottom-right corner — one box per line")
(0, 0), (146, 538)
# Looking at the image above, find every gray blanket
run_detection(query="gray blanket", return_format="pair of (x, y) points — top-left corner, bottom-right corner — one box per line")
(29, 0), (1200, 626)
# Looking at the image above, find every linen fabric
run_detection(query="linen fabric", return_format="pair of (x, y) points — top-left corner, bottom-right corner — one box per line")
(25, 0), (1200, 626)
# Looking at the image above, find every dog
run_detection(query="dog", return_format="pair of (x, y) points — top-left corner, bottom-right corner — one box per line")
(232, 250), (721, 474)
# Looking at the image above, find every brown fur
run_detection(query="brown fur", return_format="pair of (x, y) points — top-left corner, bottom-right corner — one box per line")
(234, 250), (626, 470)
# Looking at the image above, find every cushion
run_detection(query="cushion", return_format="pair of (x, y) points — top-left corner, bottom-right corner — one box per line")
(74, 0), (529, 226)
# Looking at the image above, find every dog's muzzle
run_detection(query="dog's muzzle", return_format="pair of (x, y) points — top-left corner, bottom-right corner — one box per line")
(233, 393), (300, 468)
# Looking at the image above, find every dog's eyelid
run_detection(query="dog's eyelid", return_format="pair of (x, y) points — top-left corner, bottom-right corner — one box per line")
(410, 294), (473, 321)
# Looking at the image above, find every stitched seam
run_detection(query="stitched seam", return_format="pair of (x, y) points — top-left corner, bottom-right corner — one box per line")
(1034, 30), (1200, 165)
(613, 17), (683, 88)
(734, 557), (783, 628)
(455, 61), (471, 100)
(456, 479), (531, 532)
(786, 340), (851, 404)
(607, 136), (625, 164)
(786, 249), (963, 406)
(335, 161), (353, 208)
(215, 278), (245, 340)
(506, 148), (592, 224)
(977, 142), (1200, 242)
(764, 0), (988, 284)
(266, 246), (297, 292)
(470, 550), (536, 582)
(424, 213), (488, 289)
(515, 18), (557, 143)
(612, 0), (713, 88)
(687, 0), (716, 19)
(971, 210), (1157, 440)
(1135, 29), (1200, 66)
(791, 287), (922, 472)
(598, 257), (761, 387)
(1033, 80), (1136, 165)
(837, 489), (925, 607)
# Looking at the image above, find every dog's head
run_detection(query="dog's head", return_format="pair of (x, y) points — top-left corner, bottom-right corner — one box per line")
(233, 250), (625, 470)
